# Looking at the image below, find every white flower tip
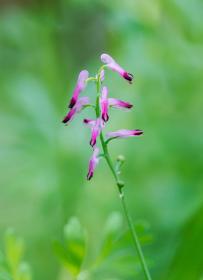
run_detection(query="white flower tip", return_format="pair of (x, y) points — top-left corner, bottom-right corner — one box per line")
(100, 53), (114, 64)
(101, 86), (108, 97)
(78, 70), (89, 89)
(79, 69), (89, 79)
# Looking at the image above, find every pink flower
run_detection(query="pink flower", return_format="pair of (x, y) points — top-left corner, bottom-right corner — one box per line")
(108, 98), (133, 110)
(87, 147), (100, 180)
(101, 54), (133, 83)
(84, 118), (104, 147)
(106, 129), (143, 140)
(100, 86), (109, 122)
(62, 97), (90, 124)
(69, 70), (89, 108)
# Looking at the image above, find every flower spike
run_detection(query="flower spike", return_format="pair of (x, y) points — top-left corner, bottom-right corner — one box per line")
(100, 86), (109, 122)
(87, 147), (100, 180)
(101, 54), (133, 83)
(69, 70), (89, 108)
(106, 129), (143, 140)
(62, 97), (90, 124)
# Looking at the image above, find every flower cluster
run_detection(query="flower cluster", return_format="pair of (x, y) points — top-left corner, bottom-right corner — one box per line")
(62, 54), (143, 180)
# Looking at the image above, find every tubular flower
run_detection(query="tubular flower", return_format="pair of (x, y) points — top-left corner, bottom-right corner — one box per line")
(87, 147), (100, 180)
(101, 54), (133, 83)
(100, 86), (109, 122)
(84, 118), (104, 147)
(62, 97), (90, 124)
(108, 98), (133, 110)
(106, 129), (143, 140)
(69, 70), (89, 108)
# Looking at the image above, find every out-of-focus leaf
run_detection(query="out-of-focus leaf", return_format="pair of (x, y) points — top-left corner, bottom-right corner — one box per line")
(54, 217), (86, 277)
(166, 206), (203, 280)
(0, 229), (32, 280)
(4, 229), (25, 275)
(91, 215), (153, 279)
(0, 271), (12, 280)
(18, 262), (32, 280)
(96, 212), (123, 262)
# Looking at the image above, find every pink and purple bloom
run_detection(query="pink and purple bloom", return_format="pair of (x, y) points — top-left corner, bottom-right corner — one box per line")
(87, 147), (100, 180)
(106, 129), (143, 140)
(63, 54), (143, 181)
(69, 70), (89, 108)
(62, 97), (90, 124)
(108, 98), (133, 110)
(100, 86), (109, 122)
(101, 54), (133, 83)
(84, 118), (104, 147)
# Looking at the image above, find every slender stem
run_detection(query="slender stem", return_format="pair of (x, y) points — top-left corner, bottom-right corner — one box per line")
(119, 190), (152, 280)
(101, 138), (151, 280)
(95, 75), (152, 280)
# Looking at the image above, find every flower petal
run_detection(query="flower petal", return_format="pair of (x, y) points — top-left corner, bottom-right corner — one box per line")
(100, 86), (109, 122)
(63, 97), (90, 124)
(69, 70), (89, 108)
(108, 98), (133, 110)
(87, 147), (100, 180)
(101, 53), (133, 83)
(84, 118), (104, 147)
(106, 129), (143, 139)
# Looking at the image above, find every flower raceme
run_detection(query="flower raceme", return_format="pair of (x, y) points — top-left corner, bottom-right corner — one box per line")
(62, 54), (142, 180)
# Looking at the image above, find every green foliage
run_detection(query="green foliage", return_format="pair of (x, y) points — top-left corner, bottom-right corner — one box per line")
(54, 214), (152, 279)
(53, 217), (86, 277)
(0, 230), (32, 280)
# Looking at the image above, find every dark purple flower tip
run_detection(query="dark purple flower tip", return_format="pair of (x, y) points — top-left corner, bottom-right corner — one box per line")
(123, 72), (134, 83)
(62, 115), (70, 124)
(83, 118), (89, 124)
(133, 129), (143, 136)
(126, 103), (133, 109)
(87, 171), (93, 180)
(90, 139), (96, 147)
(102, 113), (109, 122)
(69, 97), (76, 108)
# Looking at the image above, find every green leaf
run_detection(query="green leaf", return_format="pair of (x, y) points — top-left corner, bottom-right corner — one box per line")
(167, 206), (203, 280)
(54, 217), (86, 277)
(18, 262), (32, 280)
(4, 229), (25, 275)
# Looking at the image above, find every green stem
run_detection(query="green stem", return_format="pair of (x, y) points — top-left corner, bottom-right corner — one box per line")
(95, 74), (152, 280)
(100, 135), (151, 280)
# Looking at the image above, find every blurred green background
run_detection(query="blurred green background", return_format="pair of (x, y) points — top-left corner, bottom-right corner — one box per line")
(0, 0), (203, 279)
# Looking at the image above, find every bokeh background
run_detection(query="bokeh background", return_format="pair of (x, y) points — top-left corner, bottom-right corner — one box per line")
(0, 0), (203, 279)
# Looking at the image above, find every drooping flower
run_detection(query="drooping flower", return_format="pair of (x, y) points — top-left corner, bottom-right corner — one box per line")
(62, 97), (90, 124)
(108, 98), (133, 110)
(84, 118), (104, 147)
(106, 129), (143, 140)
(87, 147), (100, 180)
(100, 86), (109, 122)
(101, 54), (133, 83)
(68, 70), (89, 108)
